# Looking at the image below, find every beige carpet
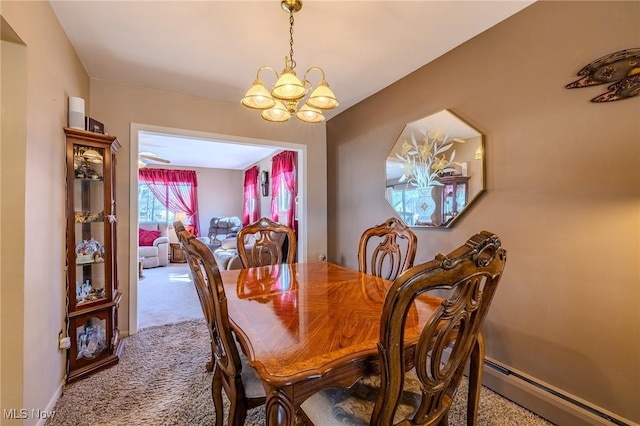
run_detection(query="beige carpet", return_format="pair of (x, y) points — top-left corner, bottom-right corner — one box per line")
(137, 262), (203, 329)
(46, 319), (554, 426)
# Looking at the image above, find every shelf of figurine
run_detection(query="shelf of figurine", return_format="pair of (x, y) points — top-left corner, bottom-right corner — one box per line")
(75, 316), (107, 360)
(74, 210), (105, 223)
(73, 146), (104, 181)
(75, 279), (107, 306)
(75, 239), (105, 265)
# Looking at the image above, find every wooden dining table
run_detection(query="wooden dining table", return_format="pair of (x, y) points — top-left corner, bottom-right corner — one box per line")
(219, 261), (476, 426)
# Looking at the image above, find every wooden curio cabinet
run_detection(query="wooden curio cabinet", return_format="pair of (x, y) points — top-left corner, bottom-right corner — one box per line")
(64, 127), (123, 382)
(438, 175), (470, 226)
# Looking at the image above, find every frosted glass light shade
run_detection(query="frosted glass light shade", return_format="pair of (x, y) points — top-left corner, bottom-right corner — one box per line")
(242, 79), (276, 110)
(261, 100), (292, 122)
(307, 80), (339, 109)
(272, 71), (306, 101)
(296, 103), (325, 123)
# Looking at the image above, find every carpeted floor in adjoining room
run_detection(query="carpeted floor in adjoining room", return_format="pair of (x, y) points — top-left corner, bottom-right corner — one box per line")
(46, 319), (554, 426)
(137, 262), (203, 329)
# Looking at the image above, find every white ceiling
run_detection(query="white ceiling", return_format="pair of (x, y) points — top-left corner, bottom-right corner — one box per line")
(50, 0), (534, 169)
(138, 131), (279, 169)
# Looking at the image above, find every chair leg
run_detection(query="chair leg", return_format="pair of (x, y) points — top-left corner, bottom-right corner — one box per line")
(467, 332), (485, 426)
(227, 378), (248, 426)
(211, 365), (224, 426)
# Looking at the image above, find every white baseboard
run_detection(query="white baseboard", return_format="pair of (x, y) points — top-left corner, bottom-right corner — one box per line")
(35, 380), (64, 426)
(481, 357), (637, 426)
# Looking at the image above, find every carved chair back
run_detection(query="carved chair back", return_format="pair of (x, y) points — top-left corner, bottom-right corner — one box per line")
(358, 217), (418, 281)
(371, 231), (506, 425)
(237, 217), (297, 268)
(173, 220), (187, 235)
(175, 223), (264, 425)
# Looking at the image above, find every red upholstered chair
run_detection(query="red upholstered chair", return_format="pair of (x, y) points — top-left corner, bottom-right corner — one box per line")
(138, 221), (170, 268)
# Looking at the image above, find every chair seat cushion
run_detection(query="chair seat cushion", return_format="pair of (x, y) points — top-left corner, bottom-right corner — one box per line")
(139, 245), (158, 258)
(300, 370), (422, 425)
(239, 351), (266, 399)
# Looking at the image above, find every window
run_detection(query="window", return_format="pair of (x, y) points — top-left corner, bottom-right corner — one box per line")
(138, 168), (200, 235)
(270, 151), (296, 228)
(138, 182), (185, 224)
(242, 166), (260, 225)
(277, 173), (292, 213)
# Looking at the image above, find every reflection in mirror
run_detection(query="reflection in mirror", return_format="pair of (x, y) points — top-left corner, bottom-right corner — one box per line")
(385, 110), (485, 228)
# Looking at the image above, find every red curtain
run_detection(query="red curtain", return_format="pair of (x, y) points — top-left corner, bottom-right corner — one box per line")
(242, 166), (260, 226)
(139, 168), (200, 236)
(270, 151), (297, 228)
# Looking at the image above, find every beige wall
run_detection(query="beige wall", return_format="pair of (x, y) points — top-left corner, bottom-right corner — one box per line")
(193, 167), (244, 232)
(89, 79), (327, 334)
(1, 1), (90, 423)
(327, 1), (639, 423)
(255, 155), (275, 222)
(1, 17), (27, 423)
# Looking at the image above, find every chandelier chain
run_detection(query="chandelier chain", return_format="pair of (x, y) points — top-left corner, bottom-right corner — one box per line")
(289, 11), (296, 70)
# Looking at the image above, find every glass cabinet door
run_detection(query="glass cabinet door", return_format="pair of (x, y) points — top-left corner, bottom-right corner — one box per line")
(439, 175), (470, 226)
(72, 312), (109, 362)
(72, 144), (110, 308)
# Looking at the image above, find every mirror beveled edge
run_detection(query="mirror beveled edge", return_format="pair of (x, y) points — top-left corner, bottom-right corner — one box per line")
(385, 109), (486, 229)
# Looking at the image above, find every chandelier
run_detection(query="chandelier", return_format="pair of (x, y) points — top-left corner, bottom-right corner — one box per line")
(241, 0), (338, 123)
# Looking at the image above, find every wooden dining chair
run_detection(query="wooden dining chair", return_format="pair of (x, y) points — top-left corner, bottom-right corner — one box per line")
(358, 217), (418, 281)
(237, 217), (297, 268)
(173, 219), (187, 235)
(300, 231), (507, 426)
(174, 221), (214, 369)
(174, 222), (266, 426)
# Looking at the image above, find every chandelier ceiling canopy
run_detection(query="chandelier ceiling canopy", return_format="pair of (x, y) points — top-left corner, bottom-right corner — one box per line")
(241, 0), (339, 123)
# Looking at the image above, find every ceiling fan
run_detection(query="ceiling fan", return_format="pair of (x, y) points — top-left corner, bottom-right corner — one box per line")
(138, 151), (170, 168)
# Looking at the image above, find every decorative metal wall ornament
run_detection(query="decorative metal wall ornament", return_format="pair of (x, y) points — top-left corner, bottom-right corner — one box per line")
(566, 48), (640, 102)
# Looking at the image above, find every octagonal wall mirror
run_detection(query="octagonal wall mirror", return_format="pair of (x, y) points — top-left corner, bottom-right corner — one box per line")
(385, 110), (485, 228)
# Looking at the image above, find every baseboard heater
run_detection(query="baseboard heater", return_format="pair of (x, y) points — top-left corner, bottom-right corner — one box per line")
(481, 357), (634, 426)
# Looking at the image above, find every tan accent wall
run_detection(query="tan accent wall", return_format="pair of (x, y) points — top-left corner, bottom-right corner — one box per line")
(327, 1), (640, 423)
(1, 1), (90, 423)
(89, 80), (328, 334)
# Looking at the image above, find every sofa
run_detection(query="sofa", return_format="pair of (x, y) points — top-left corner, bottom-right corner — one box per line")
(196, 216), (242, 252)
(212, 229), (290, 271)
(212, 238), (245, 270)
(138, 222), (170, 268)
